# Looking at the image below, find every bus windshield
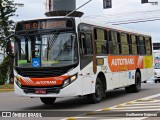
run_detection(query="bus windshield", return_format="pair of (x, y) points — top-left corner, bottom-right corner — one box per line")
(15, 32), (78, 67)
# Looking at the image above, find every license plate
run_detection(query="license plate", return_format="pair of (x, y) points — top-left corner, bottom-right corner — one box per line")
(35, 89), (46, 94)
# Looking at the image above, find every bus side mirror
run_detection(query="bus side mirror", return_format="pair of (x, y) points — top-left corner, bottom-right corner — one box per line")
(6, 35), (14, 57)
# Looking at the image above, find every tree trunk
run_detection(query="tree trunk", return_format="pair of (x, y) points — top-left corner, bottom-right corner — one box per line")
(9, 57), (14, 84)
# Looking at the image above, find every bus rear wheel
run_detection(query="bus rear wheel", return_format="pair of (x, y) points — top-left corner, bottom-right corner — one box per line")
(87, 79), (103, 103)
(125, 72), (141, 93)
(40, 97), (56, 104)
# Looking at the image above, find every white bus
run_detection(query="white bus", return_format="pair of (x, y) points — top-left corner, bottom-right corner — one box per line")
(7, 17), (154, 104)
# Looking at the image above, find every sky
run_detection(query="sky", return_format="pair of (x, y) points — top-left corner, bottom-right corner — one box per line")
(12, 0), (160, 42)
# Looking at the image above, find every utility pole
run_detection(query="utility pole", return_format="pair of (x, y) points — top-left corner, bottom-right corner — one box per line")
(66, 0), (93, 17)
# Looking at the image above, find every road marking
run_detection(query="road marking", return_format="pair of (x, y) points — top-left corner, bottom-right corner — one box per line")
(140, 93), (160, 100)
(62, 93), (160, 120)
(111, 106), (160, 110)
(67, 117), (77, 120)
(98, 93), (160, 111)
(101, 108), (111, 111)
(125, 103), (160, 107)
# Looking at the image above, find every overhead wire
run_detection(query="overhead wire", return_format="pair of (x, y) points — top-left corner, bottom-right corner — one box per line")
(82, 9), (160, 25)
(83, 9), (160, 19)
(110, 18), (160, 25)
(106, 17), (160, 24)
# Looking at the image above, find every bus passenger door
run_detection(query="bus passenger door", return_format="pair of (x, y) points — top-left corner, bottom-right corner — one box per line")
(79, 33), (93, 95)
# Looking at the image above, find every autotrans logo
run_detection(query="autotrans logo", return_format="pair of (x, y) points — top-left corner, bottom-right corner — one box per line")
(1, 0), (24, 7)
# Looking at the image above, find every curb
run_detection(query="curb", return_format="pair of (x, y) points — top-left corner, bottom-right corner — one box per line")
(0, 89), (14, 92)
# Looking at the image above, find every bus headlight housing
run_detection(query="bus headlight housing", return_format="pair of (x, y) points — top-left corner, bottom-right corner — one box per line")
(14, 76), (21, 88)
(62, 74), (77, 88)
(63, 79), (70, 87)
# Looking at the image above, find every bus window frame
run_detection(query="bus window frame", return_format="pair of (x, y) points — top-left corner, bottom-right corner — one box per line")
(145, 37), (152, 55)
(94, 27), (109, 55)
(138, 36), (146, 55)
(120, 32), (130, 55)
(108, 30), (120, 55)
(79, 32), (93, 56)
(130, 34), (138, 55)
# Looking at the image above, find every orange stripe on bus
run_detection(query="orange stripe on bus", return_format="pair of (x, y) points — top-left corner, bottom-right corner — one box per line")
(20, 76), (69, 86)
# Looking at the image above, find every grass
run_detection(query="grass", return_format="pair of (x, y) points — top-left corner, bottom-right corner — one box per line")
(0, 84), (14, 92)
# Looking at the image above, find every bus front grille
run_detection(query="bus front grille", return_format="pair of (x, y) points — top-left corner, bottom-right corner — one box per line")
(15, 67), (68, 78)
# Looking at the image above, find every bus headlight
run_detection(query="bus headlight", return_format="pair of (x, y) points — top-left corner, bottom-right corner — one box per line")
(14, 76), (21, 88)
(70, 74), (77, 82)
(63, 79), (70, 87)
(62, 74), (77, 88)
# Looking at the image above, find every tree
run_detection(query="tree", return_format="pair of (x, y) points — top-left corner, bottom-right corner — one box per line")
(0, 0), (17, 84)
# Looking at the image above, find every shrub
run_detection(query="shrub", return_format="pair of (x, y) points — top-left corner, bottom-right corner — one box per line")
(0, 56), (10, 85)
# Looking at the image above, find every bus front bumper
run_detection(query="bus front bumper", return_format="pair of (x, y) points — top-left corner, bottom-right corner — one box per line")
(14, 80), (81, 98)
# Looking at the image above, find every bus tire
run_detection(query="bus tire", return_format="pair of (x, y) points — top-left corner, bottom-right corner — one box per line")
(87, 78), (103, 104)
(156, 80), (160, 83)
(40, 97), (56, 104)
(125, 72), (141, 93)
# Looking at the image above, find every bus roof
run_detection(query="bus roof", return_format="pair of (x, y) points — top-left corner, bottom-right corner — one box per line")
(75, 17), (151, 37)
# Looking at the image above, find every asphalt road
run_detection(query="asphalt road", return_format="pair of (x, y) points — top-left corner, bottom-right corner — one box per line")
(0, 83), (160, 120)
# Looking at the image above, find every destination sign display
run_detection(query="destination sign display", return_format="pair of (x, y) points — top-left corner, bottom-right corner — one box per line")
(16, 19), (74, 31)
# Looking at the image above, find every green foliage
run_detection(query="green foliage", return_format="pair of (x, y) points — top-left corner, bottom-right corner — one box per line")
(0, 0), (17, 48)
(0, 56), (10, 85)
(0, 0), (17, 84)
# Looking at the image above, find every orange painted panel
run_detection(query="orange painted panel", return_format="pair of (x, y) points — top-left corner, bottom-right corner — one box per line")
(108, 56), (144, 72)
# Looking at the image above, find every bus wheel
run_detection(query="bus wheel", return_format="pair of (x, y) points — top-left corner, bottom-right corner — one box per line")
(156, 80), (160, 83)
(87, 79), (103, 103)
(125, 72), (141, 93)
(40, 97), (56, 104)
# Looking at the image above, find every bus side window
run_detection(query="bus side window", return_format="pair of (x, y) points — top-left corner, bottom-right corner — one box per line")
(145, 37), (152, 55)
(138, 36), (146, 55)
(130, 35), (138, 55)
(80, 33), (93, 55)
(109, 31), (120, 55)
(120, 33), (129, 55)
(85, 34), (93, 54)
(94, 28), (108, 54)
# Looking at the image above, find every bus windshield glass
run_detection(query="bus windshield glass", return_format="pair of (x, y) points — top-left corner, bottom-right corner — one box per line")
(15, 32), (78, 67)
